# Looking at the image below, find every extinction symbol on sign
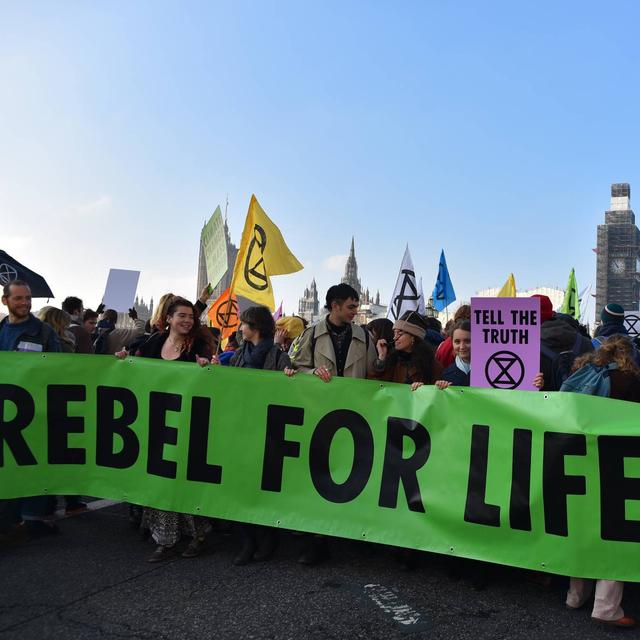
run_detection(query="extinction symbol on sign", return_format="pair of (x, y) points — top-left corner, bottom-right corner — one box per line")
(625, 314), (640, 338)
(485, 350), (525, 389)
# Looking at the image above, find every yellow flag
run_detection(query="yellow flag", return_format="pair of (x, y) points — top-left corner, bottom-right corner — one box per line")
(230, 195), (303, 310)
(497, 273), (516, 297)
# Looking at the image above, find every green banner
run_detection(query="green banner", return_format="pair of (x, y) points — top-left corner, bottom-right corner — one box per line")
(2, 352), (640, 581)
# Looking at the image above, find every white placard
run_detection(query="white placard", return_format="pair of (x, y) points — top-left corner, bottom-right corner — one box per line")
(101, 269), (140, 312)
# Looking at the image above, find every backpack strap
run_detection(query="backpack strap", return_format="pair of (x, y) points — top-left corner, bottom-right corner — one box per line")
(571, 332), (583, 355)
(310, 324), (317, 369)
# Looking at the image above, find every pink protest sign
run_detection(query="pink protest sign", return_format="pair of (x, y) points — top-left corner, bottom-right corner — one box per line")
(470, 297), (541, 391)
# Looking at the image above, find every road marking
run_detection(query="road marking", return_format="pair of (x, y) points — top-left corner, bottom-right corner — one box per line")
(363, 583), (431, 632)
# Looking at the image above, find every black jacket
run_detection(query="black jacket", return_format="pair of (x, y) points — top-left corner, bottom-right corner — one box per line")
(540, 318), (593, 391)
(442, 361), (470, 386)
(230, 344), (290, 371)
(137, 332), (212, 362)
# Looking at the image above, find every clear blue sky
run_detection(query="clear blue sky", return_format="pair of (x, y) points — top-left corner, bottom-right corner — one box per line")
(2, 1), (639, 320)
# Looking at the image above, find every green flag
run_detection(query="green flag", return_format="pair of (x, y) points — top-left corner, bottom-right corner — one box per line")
(560, 267), (580, 320)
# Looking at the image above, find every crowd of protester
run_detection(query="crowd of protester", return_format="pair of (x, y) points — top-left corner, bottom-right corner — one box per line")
(1, 278), (639, 628)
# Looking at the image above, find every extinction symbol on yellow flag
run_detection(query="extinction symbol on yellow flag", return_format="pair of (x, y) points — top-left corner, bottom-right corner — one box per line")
(230, 195), (303, 310)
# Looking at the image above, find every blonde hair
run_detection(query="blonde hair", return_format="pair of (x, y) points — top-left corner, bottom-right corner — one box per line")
(39, 307), (74, 347)
(573, 335), (640, 375)
(150, 293), (175, 331)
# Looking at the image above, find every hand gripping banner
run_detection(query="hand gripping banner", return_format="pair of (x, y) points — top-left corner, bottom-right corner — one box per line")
(2, 352), (640, 581)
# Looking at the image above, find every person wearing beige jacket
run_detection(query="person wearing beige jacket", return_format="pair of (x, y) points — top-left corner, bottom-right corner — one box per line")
(285, 283), (376, 566)
(288, 283), (376, 381)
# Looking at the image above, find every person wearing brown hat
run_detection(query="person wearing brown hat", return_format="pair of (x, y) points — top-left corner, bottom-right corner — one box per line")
(372, 310), (442, 387)
(532, 294), (593, 391)
(371, 310), (441, 571)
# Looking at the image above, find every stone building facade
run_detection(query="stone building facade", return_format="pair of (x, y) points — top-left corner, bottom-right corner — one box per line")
(595, 183), (640, 314)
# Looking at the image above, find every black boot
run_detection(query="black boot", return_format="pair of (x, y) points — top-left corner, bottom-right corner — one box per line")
(128, 504), (143, 529)
(253, 527), (278, 562)
(233, 525), (256, 566)
(298, 535), (329, 566)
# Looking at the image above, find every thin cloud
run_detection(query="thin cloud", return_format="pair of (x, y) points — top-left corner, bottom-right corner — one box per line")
(75, 195), (111, 215)
(323, 254), (347, 271)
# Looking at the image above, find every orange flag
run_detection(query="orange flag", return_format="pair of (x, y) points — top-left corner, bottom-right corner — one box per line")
(207, 288), (240, 339)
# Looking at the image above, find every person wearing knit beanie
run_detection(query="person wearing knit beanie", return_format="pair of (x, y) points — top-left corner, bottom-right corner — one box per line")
(392, 311), (427, 341)
(601, 303), (625, 325)
(594, 303), (631, 343)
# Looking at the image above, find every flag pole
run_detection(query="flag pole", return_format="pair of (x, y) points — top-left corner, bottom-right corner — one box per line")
(218, 279), (237, 356)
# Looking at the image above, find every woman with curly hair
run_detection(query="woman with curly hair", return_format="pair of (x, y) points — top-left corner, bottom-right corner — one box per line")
(371, 310), (442, 390)
(564, 335), (640, 627)
(132, 297), (214, 562)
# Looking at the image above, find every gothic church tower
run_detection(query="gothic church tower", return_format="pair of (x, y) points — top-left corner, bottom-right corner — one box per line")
(341, 237), (362, 296)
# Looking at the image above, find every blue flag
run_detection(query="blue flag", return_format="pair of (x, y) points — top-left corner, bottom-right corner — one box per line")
(432, 250), (456, 312)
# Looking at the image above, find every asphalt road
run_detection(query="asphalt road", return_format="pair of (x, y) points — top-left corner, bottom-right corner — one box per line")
(1, 501), (639, 639)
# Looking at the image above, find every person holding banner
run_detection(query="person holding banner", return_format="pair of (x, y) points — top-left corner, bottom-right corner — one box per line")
(432, 318), (544, 588)
(288, 284), (376, 381)
(0, 280), (61, 540)
(435, 320), (472, 387)
(564, 335), (640, 627)
(372, 311), (441, 390)
(434, 319), (545, 392)
(218, 305), (290, 565)
(286, 283), (376, 565)
(371, 310), (441, 570)
(132, 297), (214, 562)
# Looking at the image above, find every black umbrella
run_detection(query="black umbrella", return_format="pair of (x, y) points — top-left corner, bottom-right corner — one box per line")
(0, 250), (54, 298)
